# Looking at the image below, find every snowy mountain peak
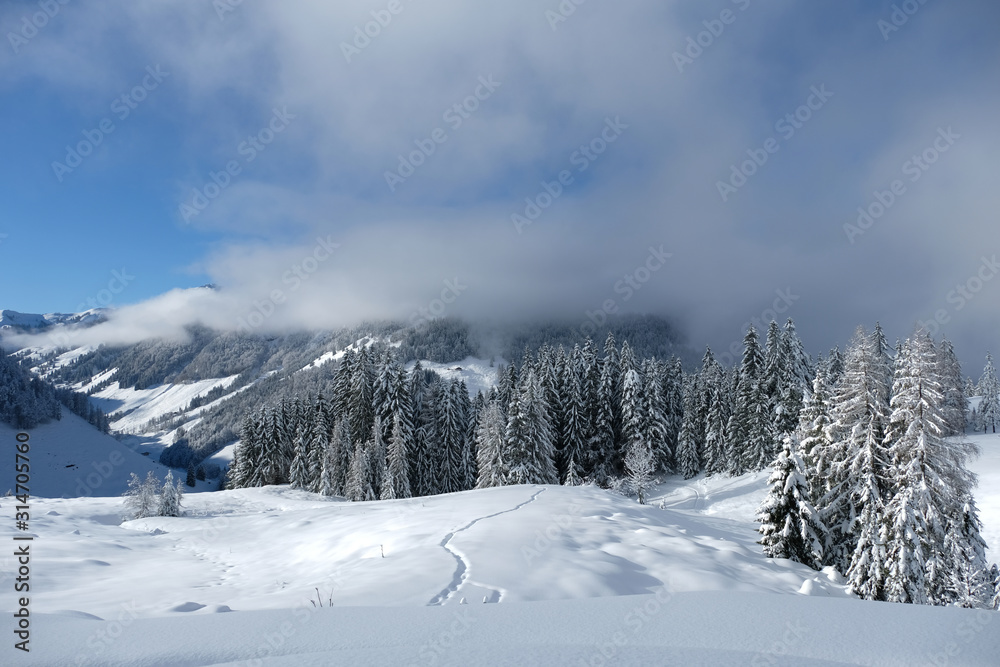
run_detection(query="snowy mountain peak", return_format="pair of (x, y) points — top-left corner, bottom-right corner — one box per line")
(0, 308), (109, 331)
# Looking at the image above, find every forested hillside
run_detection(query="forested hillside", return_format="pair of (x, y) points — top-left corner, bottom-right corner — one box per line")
(0, 348), (109, 430)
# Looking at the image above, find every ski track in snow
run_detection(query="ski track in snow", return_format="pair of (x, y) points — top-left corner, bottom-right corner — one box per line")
(659, 484), (702, 510)
(428, 487), (546, 606)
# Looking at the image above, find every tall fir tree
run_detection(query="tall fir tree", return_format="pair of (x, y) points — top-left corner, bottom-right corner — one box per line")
(796, 367), (835, 502)
(348, 347), (375, 447)
(757, 435), (827, 569)
(663, 357), (685, 458)
(937, 339), (968, 436)
(502, 369), (558, 485)
(676, 374), (702, 479)
(560, 357), (588, 481)
(775, 319), (810, 436)
(346, 439), (375, 502)
(884, 334), (981, 605)
(822, 326), (892, 576)
(157, 470), (184, 517)
(475, 400), (507, 489)
(382, 411), (413, 500)
(978, 352), (999, 433)
(619, 363), (646, 472)
(728, 325), (773, 474)
(590, 346), (618, 485)
(642, 359), (673, 474)
(288, 427), (309, 490)
(700, 354), (728, 476)
(368, 418), (388, 499)
(762, 320), (786, 431)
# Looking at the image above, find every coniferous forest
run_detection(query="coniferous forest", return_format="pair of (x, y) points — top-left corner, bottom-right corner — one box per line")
(226, 320), (999, 608)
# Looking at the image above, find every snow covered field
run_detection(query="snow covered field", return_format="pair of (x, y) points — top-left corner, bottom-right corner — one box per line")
(1, 417), (998, 664)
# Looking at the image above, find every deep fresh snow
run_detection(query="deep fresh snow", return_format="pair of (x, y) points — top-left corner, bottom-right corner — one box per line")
(1, 415), (998, 664)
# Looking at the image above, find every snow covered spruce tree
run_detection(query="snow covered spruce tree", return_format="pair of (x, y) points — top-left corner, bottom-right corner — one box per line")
(367, 418), (388, 499)
(937, 339), (968, 436)
(123, 471), (183, 520)
(883, 333), (985, 606)
(589, 342), (618, 486)
(796, 366), (835, 503)
(346, 439), (375, 502)
(288, 428), (309, 490)
(475, 399), (507, 488)
(821, 326), (892, 579)
(727, 325), (774, 475)
(643, 359), (673, 475)
(122, 472), (160, 520)
(619, 358), (646, 471)
(776, 319), (812, 436)
(501, 369), (558, 485)
(757, 434), (827, 569)
(762, 320), (786, 433)
(560, 350), (589, 482)
(381, 412), (413, 500)
(158, 470), (184, 517)
(701, 353), (730, 476)
(675, 373), (702, 479)
(978, 352), (1000, 433)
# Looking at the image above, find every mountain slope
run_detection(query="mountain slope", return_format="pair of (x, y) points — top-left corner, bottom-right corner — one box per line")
(0, 411), (169, 498)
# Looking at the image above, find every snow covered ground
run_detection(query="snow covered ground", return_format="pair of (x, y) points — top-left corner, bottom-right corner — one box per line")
(0, 431), (996, 663)
(1, 416), (998, 664)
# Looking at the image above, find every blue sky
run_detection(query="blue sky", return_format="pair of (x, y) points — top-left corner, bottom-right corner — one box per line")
(1, 0), (998, 365)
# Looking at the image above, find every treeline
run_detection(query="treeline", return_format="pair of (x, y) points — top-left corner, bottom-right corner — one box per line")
(225, 323), (722, 498)
(758, 326), (996, 608)
(0, 348), (109, 431)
